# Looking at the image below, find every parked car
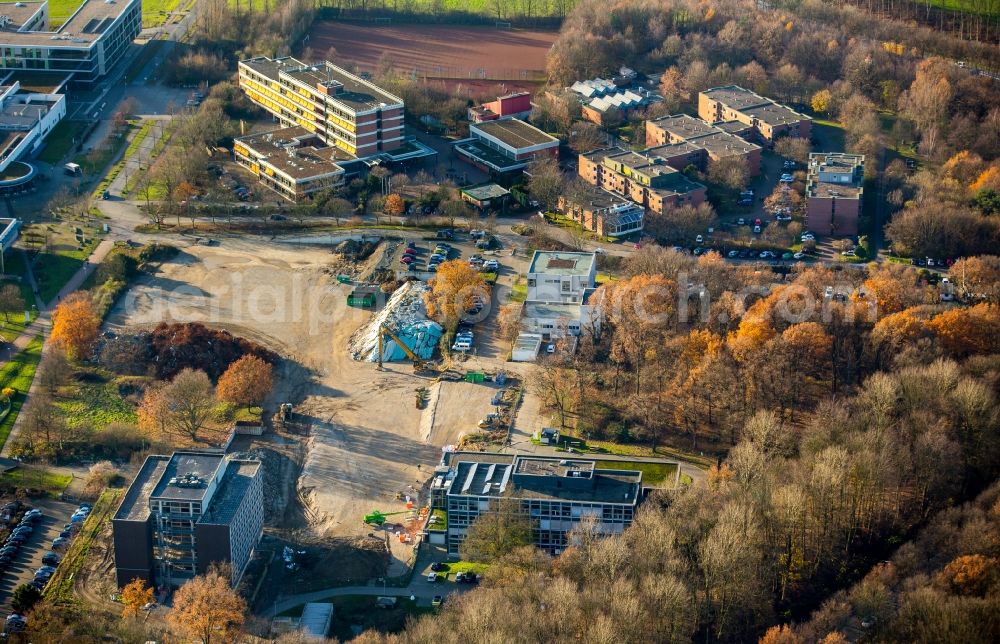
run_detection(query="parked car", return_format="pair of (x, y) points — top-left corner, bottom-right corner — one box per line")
(753, 225), (762, 234)
(727, 250), (739, 258)
(775, 214), (792, 222)
(51, 537), (68, 550)
(41, 552), (61, 566)
(430, 562), (444, 572)
(432, 595), (443, 606)
(427, 572), (438, 582)
(780, 173), (794, 182)
(399, 255), (414, 265)
(695, 234), (704, 243)
(482, 259), (499, 271)
(793, 252), (805, 260)
(5, 614), (26, 633)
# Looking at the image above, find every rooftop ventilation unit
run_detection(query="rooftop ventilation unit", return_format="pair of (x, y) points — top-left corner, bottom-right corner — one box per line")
(172, 473), (205, 488)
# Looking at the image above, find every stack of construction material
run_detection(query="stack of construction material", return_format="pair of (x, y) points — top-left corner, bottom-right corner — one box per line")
(348, 281), (443, 362)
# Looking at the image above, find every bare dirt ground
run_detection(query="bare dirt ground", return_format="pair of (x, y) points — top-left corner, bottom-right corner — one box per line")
(105, 238), (508, 552)
(308, 21), (555, 94)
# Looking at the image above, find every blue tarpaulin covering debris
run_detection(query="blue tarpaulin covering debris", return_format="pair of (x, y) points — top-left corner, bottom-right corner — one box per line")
(376, 319), (442, 361)
(349, 281), (443, 362)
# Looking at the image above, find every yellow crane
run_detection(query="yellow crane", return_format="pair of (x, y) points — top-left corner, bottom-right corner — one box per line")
(377, 323), (427, 372)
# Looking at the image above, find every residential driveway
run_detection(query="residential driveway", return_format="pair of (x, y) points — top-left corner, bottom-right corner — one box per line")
(0, 499), (77, 614)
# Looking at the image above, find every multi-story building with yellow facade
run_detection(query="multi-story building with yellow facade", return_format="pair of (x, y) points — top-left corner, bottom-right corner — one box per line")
(235, 56), (434, 201)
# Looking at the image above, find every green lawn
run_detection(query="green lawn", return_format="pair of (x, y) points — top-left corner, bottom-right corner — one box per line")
(72, 125), (133, 176)
(429, 508), (447, 531)
(92, 120), (154, 199)
(509, 278), (527, 303)
(46, 0), (84, 29)
(439, 561), (489, 575)
(142, 0), (183, 28)
(0, 466), (72, 497)
(0, 335), (43, 451)
(0, 311), (35, 343)
(37, 120), (88, 165)
(1, 248), (36, 307)
(594, 460), (678, 486)
(31, 235), (99, 304)
(928, 0), (999, 16)
(54, 372), (138, 429)
(812, 120), (845, 152)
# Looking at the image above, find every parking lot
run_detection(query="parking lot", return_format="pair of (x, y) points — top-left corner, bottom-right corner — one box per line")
(0, 499), (77, 614)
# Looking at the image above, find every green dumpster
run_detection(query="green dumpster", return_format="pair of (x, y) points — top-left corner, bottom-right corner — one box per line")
(465, 370), (485, 383)
(337, 274), (353, 284)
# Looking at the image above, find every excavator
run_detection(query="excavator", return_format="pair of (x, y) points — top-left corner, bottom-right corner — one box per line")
(364, 509), (411, 526)
(377, 323), (428, 372)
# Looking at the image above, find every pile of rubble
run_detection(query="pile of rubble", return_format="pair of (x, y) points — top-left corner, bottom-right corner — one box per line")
(348, 281), (442, 362)
(333, 238), (378, 261)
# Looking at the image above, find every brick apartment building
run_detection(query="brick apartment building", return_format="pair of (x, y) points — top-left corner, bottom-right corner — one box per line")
(429, 452), (643, 556)
(454, 118), (559, 176)
(805, 152), (865, 237)
(558, 187), (644, 238)
(578, 148), (707, 214)
(468, 91), (532, 123)
(698, 86), (811, 142)
(645, 114), (762, 176)
(113, 451), (264, 590)
(236, 56), (435, 200)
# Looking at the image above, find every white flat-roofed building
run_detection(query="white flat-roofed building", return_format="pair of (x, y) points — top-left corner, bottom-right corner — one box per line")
(0, 81), (64, 171)
(0, 0), (141, 86)
(433, 452), (643, 556)
(526, 250), (596, 304)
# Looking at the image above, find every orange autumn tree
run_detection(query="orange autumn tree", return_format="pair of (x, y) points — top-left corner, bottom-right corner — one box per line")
(167, 564), (245, 644)
(383, 193), (405, 218)
(50, 292), (100, 359)
(121, 577), (155, 619)
(937, 554), (997, 596)
(928, 303), (1000, 357)
(216, 354), (273, 410)
(424, 259), (487, 328)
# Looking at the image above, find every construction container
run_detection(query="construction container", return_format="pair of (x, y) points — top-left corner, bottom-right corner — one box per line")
(337, 274), (353, 284)
(347, 286), (378, 308)
(465, 370), (485, 383)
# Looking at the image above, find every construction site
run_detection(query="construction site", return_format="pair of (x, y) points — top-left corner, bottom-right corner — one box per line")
(105, 234), (537, 590)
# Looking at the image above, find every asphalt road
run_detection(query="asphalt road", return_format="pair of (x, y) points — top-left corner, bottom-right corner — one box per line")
(0, 499), (76, 615)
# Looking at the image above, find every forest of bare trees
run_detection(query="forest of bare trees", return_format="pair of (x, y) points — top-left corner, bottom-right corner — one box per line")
(825, 0), (999, 46)
(364, 350), (998, 642)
